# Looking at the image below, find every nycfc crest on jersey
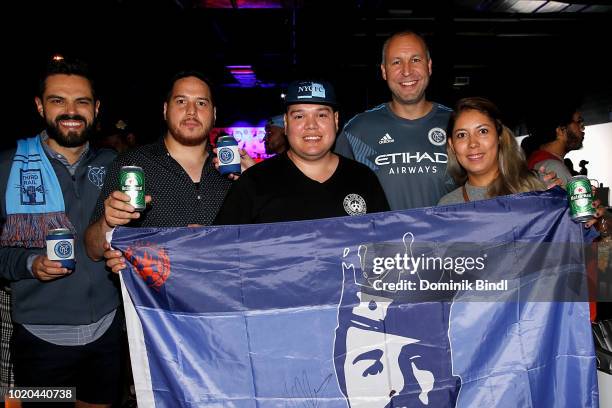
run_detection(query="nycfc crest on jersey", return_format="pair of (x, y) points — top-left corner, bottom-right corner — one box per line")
(428, 127), (447, 146)
(343, 193), (367, 216)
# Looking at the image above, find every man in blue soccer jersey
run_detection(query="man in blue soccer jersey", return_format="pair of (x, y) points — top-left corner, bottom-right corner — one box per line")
(335, 31), (455, 210)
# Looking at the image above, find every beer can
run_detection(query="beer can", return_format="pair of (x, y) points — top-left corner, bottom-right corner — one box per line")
(567, 175), (595, 222)
(216, 135), (241, 176)
(120, 166), (146, 211)
(46, 228), (75, 269)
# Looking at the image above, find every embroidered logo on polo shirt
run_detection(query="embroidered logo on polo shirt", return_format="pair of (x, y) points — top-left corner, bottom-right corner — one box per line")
(427, 127), (447, 146)
(379, 133), (395, 144)
(343, 194), (367, 216)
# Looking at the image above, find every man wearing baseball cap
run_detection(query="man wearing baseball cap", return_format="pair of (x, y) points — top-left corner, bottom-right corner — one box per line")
(215, 79), (389, 224)
(264, 114), (288, 156)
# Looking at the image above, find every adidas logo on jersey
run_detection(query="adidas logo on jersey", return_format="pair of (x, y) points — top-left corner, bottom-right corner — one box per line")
(379, 133), (395, 144)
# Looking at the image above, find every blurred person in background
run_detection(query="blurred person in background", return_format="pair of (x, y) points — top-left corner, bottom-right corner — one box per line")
(521, 99), (585, 186)
(264, 114), (288, 156)
(96, 119), (138, 154)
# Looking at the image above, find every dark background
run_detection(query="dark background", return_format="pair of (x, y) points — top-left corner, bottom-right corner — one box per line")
(2, 0), (611, 149)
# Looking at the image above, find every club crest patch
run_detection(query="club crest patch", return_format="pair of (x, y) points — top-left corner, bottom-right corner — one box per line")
(218, 147), (235, 164)
(343, 194), (367, 216)
(124, 241), (172, 291)
(428, 127), (447, 146)
(88, 166), (107, 189)
(20, 169), (45, 205)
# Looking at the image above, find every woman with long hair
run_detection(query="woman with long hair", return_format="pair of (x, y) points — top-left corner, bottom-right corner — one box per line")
(438, 97), (545, 204)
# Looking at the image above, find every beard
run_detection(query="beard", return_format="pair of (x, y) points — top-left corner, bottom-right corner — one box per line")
(168, 119), (212, 147)
(45, 114), (95, 148)
(566, 127), (584, 151)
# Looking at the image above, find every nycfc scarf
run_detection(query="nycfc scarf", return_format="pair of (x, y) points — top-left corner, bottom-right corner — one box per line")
(0, 135), (74, 248)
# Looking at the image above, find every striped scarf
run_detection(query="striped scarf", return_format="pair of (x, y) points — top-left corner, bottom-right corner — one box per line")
(0, 135), (74, 248)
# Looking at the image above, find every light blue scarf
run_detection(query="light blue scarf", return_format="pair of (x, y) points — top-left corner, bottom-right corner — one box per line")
(1, 135), (74, 247)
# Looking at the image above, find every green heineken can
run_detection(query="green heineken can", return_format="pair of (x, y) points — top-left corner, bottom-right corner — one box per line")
(567, 175), (595, 222)
(120, 166), (146, 211)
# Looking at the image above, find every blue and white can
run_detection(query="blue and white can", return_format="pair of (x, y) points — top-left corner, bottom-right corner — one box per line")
(217, 135), (241, 176)
(46, 228), (75, 269)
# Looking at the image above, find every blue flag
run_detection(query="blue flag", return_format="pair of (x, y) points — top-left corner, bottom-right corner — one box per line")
(113, 189), (598, 407)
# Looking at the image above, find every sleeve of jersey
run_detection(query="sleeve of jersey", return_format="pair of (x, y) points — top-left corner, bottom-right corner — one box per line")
(213, 175), (256, 225)
(334, 128), (355, 160)
(90, 156), (123, 224)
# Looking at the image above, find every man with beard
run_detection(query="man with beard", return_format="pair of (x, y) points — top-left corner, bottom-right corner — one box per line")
(522, 102), (586, 186)
(335, 31), (456, 210)
(85, 72), (233, 263)
(0, 58), (121, 407)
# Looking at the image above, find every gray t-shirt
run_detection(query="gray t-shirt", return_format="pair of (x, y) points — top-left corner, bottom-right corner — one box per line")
(532, 159), (573, 186)
(335, 102), (455, 210)
(437, 183), (488, 205)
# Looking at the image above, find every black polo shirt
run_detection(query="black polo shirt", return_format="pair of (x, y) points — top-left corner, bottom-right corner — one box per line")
(91, 138), (232, 227)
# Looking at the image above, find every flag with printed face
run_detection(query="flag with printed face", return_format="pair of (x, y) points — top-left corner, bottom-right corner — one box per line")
(114, 188), (598, 408)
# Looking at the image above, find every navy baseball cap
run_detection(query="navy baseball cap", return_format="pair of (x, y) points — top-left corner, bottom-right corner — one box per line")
(283, 80), (338, 109)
